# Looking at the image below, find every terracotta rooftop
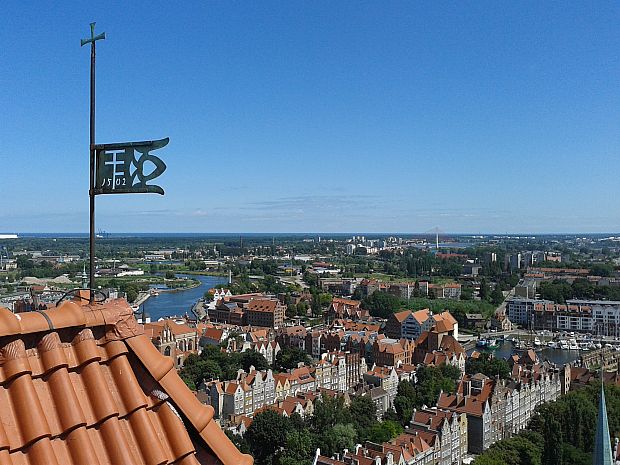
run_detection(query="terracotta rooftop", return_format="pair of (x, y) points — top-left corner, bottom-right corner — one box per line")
(392, 310), (412, 322)
(411, 309), (431, 324)
(0, 298), (252, 465)
(247, 299), (279, 313)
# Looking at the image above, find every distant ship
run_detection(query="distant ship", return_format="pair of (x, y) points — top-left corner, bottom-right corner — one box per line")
(0, 234), (18, 239)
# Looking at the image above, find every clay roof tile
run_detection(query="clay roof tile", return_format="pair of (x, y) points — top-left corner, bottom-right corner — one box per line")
(0, 299), (252, 465)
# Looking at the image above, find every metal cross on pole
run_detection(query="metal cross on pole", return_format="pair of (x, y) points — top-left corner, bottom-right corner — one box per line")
(81, 22), (105, 303)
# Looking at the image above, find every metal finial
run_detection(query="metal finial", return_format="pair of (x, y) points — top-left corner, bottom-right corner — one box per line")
(81, 22), (106, 47)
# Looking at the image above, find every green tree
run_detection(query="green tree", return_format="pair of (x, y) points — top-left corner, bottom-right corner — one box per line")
(542, 416), (562, 465)
(274, 347), (312, 371)
(323, 423), (357, 456)
(240, 349), (270, 372)
(165, 270), (176, 279)
(349, 395), (377, 441)
(368, 420), (403, 443)
(245, 410), (290, 464)
(278, 429), (315, 465)
(491, 285), (505, 306)
(465, 353), (511, 379)
(361, 291), (401, 318)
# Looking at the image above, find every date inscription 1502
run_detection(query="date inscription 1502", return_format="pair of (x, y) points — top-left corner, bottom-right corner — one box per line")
(94, 138), (169, 195)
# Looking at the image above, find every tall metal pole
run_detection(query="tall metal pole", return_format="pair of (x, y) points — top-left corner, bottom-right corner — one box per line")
(89, 35), (96, 303)
(81, 23), (105, 303)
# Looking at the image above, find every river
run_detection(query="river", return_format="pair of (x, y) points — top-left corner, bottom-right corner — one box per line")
(141, 274), (228, 321)
(469, 340), (581, 366)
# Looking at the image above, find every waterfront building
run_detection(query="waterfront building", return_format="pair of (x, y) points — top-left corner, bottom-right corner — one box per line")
(246, 297), (285, 328)
(507, 297), (620, 336)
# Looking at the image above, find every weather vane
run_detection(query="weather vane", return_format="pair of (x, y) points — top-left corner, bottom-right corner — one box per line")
(82, 22), (170, 302)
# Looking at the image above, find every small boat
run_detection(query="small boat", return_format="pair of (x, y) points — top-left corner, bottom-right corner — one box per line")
(534, 337), (542, 347)
(560, 340), (569, 350)
(477, 339), (488, 348)
(569, 339), (579, 350)
(487, 339), (499, 349)
(547, 341), (558, 349)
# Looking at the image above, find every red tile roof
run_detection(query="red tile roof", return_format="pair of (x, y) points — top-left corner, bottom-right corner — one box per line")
(0, 298), (252, 465)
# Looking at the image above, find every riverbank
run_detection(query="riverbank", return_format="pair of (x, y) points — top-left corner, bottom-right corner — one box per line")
(154, 279), (202, 293)
(142, 274), (227, 320)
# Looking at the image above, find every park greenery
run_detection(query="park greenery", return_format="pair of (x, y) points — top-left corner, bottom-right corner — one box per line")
(473, 383), (620, 465)
(465, 352), (511, 379)
(539, 277), (620, 303)
(359, 290), (498, 323)
(231, 394), (403, 465)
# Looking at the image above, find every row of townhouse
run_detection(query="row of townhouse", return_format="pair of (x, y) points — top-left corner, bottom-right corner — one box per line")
(507, 297), (620, 336)
(206, 368), (277, 419)
(276, 323), (380, 363)
(437, 351), (568, 454)
(409, 408), (468, 465)
(232, 390), (351, 436)
(315, 351), (368, 392)
(362, 362), (417, 408)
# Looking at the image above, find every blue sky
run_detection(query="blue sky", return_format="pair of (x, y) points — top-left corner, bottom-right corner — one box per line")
(1, 1), (619, 234)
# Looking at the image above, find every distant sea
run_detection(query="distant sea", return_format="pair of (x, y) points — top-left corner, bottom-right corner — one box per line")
(10, 232), (620, 239)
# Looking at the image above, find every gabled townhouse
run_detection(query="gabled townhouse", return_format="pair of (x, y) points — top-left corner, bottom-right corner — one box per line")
(373, 338), (415, 367)
(275, 373), (292, 400)
(276, 325), (307, 351)
(410, 408), (468, 465)
(252, 339), (281, 364)
(363, 365), (400, 403)
(327, 297), (369, 321)
(437, 373), (502, 454)
(205, 368), (276, 420)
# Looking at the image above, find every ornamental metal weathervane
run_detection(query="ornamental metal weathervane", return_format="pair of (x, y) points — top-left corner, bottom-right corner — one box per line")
(81, 23), (170, 302)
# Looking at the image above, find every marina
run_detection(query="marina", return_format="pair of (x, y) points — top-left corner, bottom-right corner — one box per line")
(471, 338), (583, 366)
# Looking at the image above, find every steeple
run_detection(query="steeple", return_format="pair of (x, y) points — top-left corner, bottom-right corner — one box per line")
(594, 368), (614, 464)
(80, 263), (88, 289)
